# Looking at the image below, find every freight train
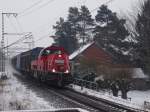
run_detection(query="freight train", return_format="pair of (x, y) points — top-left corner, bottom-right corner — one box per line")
(11, 45), (73, 87)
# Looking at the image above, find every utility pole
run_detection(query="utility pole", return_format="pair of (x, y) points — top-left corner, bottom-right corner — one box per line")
(1, 12), (17, 75)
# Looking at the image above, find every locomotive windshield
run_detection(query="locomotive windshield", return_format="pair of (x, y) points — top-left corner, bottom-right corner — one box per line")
(40, 49), (62, 56)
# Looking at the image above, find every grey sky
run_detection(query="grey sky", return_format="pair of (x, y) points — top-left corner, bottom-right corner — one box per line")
(0, 0), (141, 53)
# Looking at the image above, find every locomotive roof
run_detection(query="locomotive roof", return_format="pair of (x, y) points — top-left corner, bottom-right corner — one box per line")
(45, 45), (65, 50)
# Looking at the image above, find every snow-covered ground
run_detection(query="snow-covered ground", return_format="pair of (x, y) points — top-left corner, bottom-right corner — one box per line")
(128, 90), (150, 110)
(0, 62), (90, 111)
(0, 72), (54, 111)
(1, 61), (149, 111)
(70, 84), (150, 111)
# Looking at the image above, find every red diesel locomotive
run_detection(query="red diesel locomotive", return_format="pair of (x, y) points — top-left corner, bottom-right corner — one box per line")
(12, 45), (73, 87)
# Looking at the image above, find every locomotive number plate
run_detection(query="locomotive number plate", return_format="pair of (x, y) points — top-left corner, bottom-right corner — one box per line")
(55, 60), (64, 64)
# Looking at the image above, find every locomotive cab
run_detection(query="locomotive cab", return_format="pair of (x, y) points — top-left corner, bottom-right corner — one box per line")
(38, 46), (70, 74)
(31, 45), (72, 86)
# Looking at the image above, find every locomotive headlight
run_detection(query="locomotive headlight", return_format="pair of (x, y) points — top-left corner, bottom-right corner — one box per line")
(58, 54), (62, 57)
(52, 69), (56, 73)
(65, 70), (69, 73)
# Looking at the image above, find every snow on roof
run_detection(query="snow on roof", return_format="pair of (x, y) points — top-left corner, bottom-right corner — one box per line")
(69, 42), (94, 60)
(132, 68), (148, 79)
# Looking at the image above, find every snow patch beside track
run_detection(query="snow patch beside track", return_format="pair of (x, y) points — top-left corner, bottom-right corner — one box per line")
(69, 84), (148, 111)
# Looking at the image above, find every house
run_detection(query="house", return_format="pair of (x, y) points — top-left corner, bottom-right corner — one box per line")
(69, 42), (150, 90)
(69, 42), (113, 76)
(69, 42), (132, 74)
(69, 42), (112, 63)
(131, 68), (150, 90)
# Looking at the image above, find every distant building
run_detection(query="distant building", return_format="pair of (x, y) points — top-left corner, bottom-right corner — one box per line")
(69, 42), (131, 74)
(69, 42), (112, 63)
(131, 68), (150, 90)
(69, 42), (150, 90)
(69, 42), (112, 76)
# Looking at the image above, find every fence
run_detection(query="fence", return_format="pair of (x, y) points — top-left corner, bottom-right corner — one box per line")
(73, 78), (132, 101)
(73, 78), (99, 91)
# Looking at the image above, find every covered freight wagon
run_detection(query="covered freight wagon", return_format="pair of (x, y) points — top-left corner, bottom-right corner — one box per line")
(19, 47), (43, 74)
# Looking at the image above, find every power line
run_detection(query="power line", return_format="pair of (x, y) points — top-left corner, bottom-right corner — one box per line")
(31, 0), (115, 34)
(19, 0), (56, 17)
(2, 33), (32, 49)
(91, 0), (115, 13)
(19, 0), (43, 15)
(32, 0), (116, 45)
(31, 16), (58, 34)
(33, 0), (116, 41)
(15, 0), (116, 49)
(34, 33), (50, 42)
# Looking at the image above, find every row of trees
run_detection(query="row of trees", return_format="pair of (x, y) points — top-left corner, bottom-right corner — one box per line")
(133, 0), (150, 76)
(53, 1), (150, 77)
(53, 5), (131, 62)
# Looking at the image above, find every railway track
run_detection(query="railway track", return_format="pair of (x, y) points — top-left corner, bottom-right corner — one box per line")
(13, 73), (143, 112)
(50, 88), (123, 112)
(66, 87), (142, 112)
(13, 73), (99, 112)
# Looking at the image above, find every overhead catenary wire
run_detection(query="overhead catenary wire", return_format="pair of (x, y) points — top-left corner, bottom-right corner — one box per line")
(9, 0), (116, 51)
(29, 0), (116, 45)
(19, 0), (56, 17)
(32, 0), (115, 34)
(5, 15), (30, 50)
(91, 0), (115, 13)
(2, 33), (32, 49)
(31, 16), (59, 35)
(19, 0), (43, 15)
(34, 33), (51, 42)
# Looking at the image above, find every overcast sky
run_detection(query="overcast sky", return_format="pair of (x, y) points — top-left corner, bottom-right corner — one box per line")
(0, 0), (142, 54)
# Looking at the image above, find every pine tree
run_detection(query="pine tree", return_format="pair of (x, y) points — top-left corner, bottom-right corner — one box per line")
(53, 17), (78, 54)
(53, 6), (94, 54)
(78, 6), (94, 45)
(94, 5), (130, 63)
(134, 0), (150, 75)
(67, 7), (80, 49)
(68, 7), (80, 31)
(53, 17), (65, 46)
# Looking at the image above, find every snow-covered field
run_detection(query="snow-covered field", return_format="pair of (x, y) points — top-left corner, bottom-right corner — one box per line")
(70, 84), (150, 111)
(0, 62), (89, 112)
(128, 90), (150, 110)
(0, 72), (54, 111)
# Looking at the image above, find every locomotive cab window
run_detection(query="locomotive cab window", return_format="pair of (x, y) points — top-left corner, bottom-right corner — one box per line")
(41, 49), (51, 56)
(53, 50), (62, 54)
(40, 49), (62, 57)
